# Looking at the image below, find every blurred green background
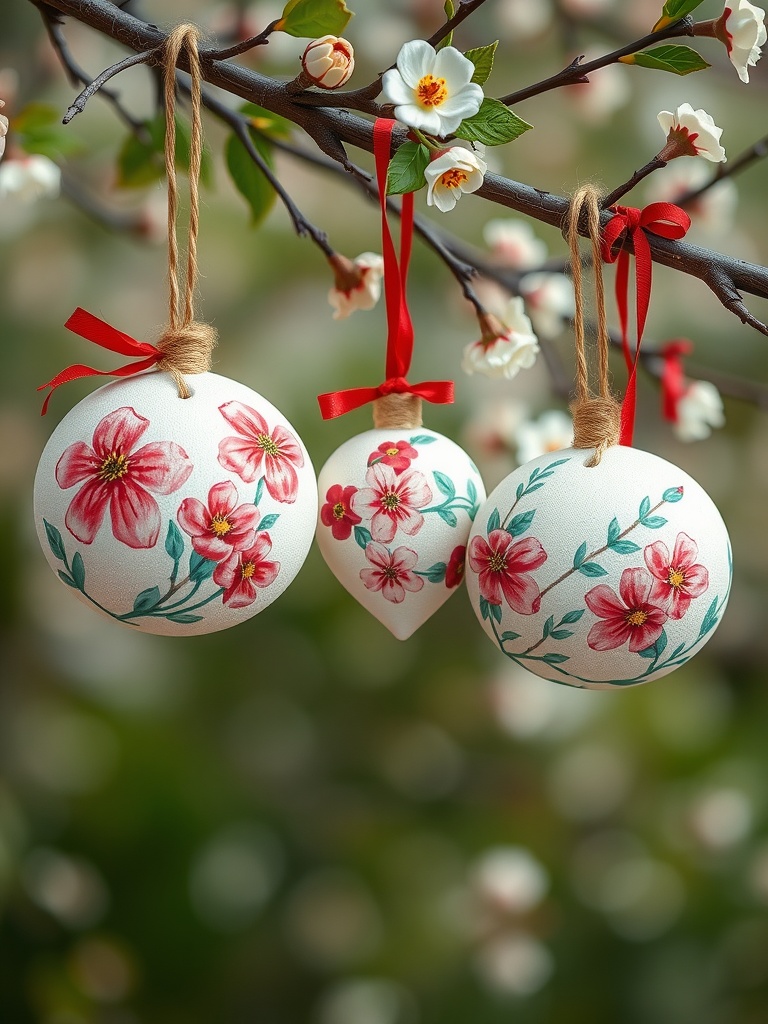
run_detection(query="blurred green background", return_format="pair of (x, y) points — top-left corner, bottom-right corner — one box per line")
(2, 1), (768, 1022)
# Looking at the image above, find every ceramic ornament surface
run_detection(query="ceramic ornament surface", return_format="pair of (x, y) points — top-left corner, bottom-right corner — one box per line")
(316, 428), (486, 640)
(466, 445), (732, 689)
(34, 371), (318, 636)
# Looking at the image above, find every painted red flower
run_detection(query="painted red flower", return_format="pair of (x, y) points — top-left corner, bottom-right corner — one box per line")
(585, 566), (670, 653)
(445, 545), (466, 588)
(360, 543), (424, 604)
(55, 406), (192, 549)
(468, 530), (547, 613)
(644, 531), (709, 619)
(368, 439), (418, 474)
(217, 401), (304, 504)
(320, 483), (362, 540)
(177, 481), (260, 562)
(213, 533), (280, 609)
(351, 463), (432, 544)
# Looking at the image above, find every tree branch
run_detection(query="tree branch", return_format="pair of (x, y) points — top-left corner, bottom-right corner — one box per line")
(63, 48), (154, 124)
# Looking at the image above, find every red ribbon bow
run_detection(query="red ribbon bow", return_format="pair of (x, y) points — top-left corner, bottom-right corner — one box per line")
(660, 338), (693, 423)
(601, 201), (691, 445)
(317, 118), (454, 419)
(38, 308), (164, 415)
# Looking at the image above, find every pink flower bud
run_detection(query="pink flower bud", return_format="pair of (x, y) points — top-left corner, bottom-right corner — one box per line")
(301, 35), (355, 90)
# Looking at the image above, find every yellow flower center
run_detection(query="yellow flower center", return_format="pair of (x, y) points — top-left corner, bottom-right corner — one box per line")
(332, 501), (346, 520)
(416, 74), (447, 107)
(98, 452), (129, 482)
(241, 561), (256, 580)
(386, 447), (400, 456)
(257, 433), (280, 457)
(625, 610), (647, 627)
(668, 568), (685, 588)
(210, 514), (232, 537)
(440, 168), (468, 190)
(381, 491), (400, 511)
(488, 552), (507, 573)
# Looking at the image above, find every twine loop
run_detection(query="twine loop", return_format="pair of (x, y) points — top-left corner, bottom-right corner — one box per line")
(565, 184), (622, 467)
(373, 394), (423, 429)
(155, 321), (218, 397)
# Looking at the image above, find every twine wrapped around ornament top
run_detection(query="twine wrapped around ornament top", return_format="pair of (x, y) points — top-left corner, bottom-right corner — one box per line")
(565, 185), (622, 467)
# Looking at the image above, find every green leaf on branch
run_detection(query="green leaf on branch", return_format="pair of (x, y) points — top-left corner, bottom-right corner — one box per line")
(454, 98), (532, 147)
(386, 142), (429, 196)
(239, 103), (293, 138)
(14, 102), (81, 160)
(165, 520), (185, 563)
(464, 41), (498, 85)
(225, 131), (276, 226)
(633, 45), (710, 75)
(133, 586), (161, 614)
(437, 0), (455, 50)
(656, 0), (707, 30)
(117, 112), (213, 189)
(276, 0), (352, 38)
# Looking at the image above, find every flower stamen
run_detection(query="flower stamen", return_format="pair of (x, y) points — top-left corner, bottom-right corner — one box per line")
(417, 74), (447, 107)
(332, 501), (346, 520)
(257, 433), (280, 457)
(210, 514), (232, 537)
(625, 609), (648, 627)
(98, 452), (129, 482)
(241, 561), (256, 580)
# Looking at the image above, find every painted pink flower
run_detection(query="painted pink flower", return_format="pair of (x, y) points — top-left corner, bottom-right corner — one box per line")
(177, 481), (260, 561)
(445, 545), (466, 588)
(368, 439), (419, 474)
(55, 406), (192, 549)
(351, 463), (432, 544)
(320, 483), (362, 540)
(217, 402), (304, 504)
(468, 530), (547, 613)
(213, 533), (280, 609)
(585, 567), (670, 652)
(360, 543), (424, 604)
(644, 532), (709, 619)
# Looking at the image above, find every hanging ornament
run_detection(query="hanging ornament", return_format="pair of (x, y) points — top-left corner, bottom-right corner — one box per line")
(315, 119), (485, 640)
(466, 186), (731, 688)
(33, 26), (317, 636)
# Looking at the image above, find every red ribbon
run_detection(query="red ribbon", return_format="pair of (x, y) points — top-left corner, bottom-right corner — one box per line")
(601, 202), (690, 446)
(660, 338), (693, 423)
(317, 118), (454, 419)
(38, 307), (163, 415)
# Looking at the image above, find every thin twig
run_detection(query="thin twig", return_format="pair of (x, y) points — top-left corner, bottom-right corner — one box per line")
(206, 19), (280, 61)
(63, 49), (154, 123)
(600, 156), (667, 209)
(675, 132), (768, 208)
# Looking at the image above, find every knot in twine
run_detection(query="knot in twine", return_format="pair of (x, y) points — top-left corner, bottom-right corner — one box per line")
(373, 392), (423, 429)
(565, 184), (622, 466)
(155, 321), (217, 398)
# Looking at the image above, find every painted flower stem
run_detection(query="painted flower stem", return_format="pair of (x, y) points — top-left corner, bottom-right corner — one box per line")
(537, 497), (668, 604)
(421, 496), (476, 514)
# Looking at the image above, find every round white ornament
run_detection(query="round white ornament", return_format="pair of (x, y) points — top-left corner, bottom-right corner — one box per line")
(316, 428), (486, 640)
(34, 371), (318, 636)
(465, 445), (731, 689)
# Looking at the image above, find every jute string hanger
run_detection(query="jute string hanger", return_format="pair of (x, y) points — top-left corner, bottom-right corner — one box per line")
(565, 184), (622, 467)
(154, 23), (217, 397)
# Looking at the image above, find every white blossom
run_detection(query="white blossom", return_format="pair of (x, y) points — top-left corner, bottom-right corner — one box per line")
(657, 103), (726, 163)
(470, 847), (549, 915)
(674, 380), (725, 442)
(424, 145), (487, 213)
(0, 99), (8, 161)
(327, 251), (384, 320)
(721, 0), (766, 83)
(0, 154), (61, 201)
(301, 35), (355, 89)
(483, 218), (548, 270)
(474, 933), (554, 996)
(515, 410), (573, 465)
(462, 298), (539, 381)
(519, 272), (574, 337)
(381, 40), (483, 137)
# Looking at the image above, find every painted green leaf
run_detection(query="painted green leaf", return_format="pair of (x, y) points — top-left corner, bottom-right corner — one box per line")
(189, 551), (217, 583)
(663, 486), (684, 502)
(165, 520), (185, 562)
(660, 0), (707, 23)
(166, 612), (205, 624)
(410, 434), (437, 445)
(516, 482), (525, 501)
(542, 652), (569, 664)
(464, 40), (498, 85)
(422, 562), (447, 583)
(550, 629), (574, 640)
(573, 542), (588, 568)
(133, 586), (161, 613)
(579, 562), (608, 577)
(467, 479), (478, 505)
(354, 525), (372, 550)
(386, 142), (430, 196)
(58, 570), (78, 589)
(454, 97), (532, 147)
(633, 44), (710, 75)
(638, 628), (668, 660)
(71, 552), (86, 591)
(225, 130), (276, 225)
(507, 508), (535, 537)
(433, 471), (456, 499)
(254, 478), (265, 506)
(276, 0), (352, 38)
(437, 508), (458, 528)
(490, 602), (502, 624)
(44, 520), (66, 562)
(480, 597), (491, 620)
(670, 642), (686, 659)
(607, 517), (621, 545)
(487, 508), (501, 534)
(639, 496), (651, 520)
(699, 596), (720, 636)
(611, 540), (641, 555)
(542, 458), (570, 472)
(559, 609), (584, 625)
(501, 630), (521, 641)
(256, 513), (280, 531)
(643, 516), (667, 529)
(543, 615), (554, 638)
